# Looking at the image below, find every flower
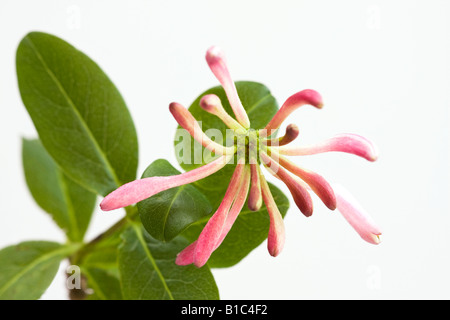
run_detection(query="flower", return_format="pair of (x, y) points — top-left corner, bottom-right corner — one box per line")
(100, 46), (382, 267)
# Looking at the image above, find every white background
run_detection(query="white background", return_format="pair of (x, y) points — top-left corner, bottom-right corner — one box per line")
(0, 0), (449, 300)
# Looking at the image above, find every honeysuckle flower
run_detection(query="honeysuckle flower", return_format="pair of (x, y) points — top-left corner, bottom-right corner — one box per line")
(100, 46), (382, 267)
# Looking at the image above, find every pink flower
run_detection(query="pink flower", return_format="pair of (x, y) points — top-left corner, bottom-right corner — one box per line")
(100, 46), (382, 267)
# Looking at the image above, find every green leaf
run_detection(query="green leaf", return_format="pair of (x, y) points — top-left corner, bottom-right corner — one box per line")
(137, 159), (212, 242)
(118, 225), (219, 300)
(81, 233), (123, 300)
(0, 241), (80, 300)
(83, 267), (122, 300)
(16, 32), (138, 196)
(22, 138), (96, 242)
(174, 81), (279, 208)
(182, 182), (289, 268)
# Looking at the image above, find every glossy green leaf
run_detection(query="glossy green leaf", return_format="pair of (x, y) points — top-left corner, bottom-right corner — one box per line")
(137, 159), (212, 242)
(118, 225), (219, 300)
(0, 241), (80, 300)
(22, 138), (96, 242)
(16, 32), (138, 196)
(81, 232), (123, 300)
(174, 81), (279, 208)
(182, 182), (289, 268)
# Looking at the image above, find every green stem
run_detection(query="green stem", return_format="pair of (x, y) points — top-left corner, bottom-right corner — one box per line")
(71, 205), (139, 265)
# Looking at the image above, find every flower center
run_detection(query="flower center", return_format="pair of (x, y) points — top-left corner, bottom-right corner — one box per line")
(233, 128), (260, 165)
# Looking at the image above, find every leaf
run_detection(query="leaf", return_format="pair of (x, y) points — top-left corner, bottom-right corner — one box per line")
(81, 233), (123, 300)
(174, 81), (279, 208)
(118, 225), (219, 300)
(16, 32), (138, 196)
(83, 267), (122, 300)
(137, 159), (212, 242)
(182, 182), (289, 268)
(22, 138), (96, 242)
(0, 241), (80, 300)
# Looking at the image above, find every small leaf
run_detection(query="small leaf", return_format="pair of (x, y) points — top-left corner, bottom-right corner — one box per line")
(22, 138), (96, 242)
(182, 182), (289, 268)
(118, 225), (219, 300)
(137, 159), (212, 242)
(0, 241), (80, 300)
(16, 32), (138, 196)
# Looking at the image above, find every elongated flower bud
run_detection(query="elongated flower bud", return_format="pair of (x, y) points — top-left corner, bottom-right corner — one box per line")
(169, 102), (235, 155)
(248, 163), (263, 211)
(276, 133), (378, 162)
(264, 123), (299, 146)
(206, 46), (250, 128)
(199, 94), (245, 132)
(100, 154), (233, 211)
(176, 165), (251, 266)
(260, 89), (323, 137)
(272, 151), (337, 210)
(193, 162), (245, 267)
(260, 174), (285, 257)
(333, 184), (382, 245)
(247, 130), (262, 211)
(260, 152), (313, 217)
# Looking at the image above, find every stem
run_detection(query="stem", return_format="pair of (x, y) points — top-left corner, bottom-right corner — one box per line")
(67, 206), (139, 299)
(71, 205), (139, 265)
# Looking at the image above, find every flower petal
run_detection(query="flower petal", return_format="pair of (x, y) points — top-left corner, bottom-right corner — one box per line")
(176, 166), (251, 266)
(247, 130), (262, 211)
(205, 46), (250, 128)
(175, 241), (197, 266)
(275, 133), (378, 162)
(260, 89), (323, 137)
(215, 165), (251, 249)
(260, 152), (313, 217)
(263, 123), (299, 146)
(169, 102), (235, 155)
(260, 174), (285, 257)
(333, 184), (382, 245)
(272, 152), (337, 210)
(100, 154), (232, 211)
(248, 163), (263, 211)
(193, 162), (245, 267)
(200, 94), (246, 132)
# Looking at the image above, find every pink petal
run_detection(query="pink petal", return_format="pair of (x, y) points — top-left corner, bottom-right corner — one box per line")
(248, 163), (263, 211)
(276, 133), (378, 162)
(205, 46), (250, 129)
(169, 102), (235, 155)
(333, 184), (382, 245)
(193, 163), (245, 267)
(100, 154), (232, 211)
(260, 89), (323, 137)
(214, 165), (251, 249)
(264, 123), (300, 146)
(276, 154), (337, 210)
(260, 174), (285, 257)
(199, 94), (245, 131)
(260, 152), (313, 217)
(176, 166), (251, 266)
(175, 241), (197, 266)
(247, 129), (262, 211)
